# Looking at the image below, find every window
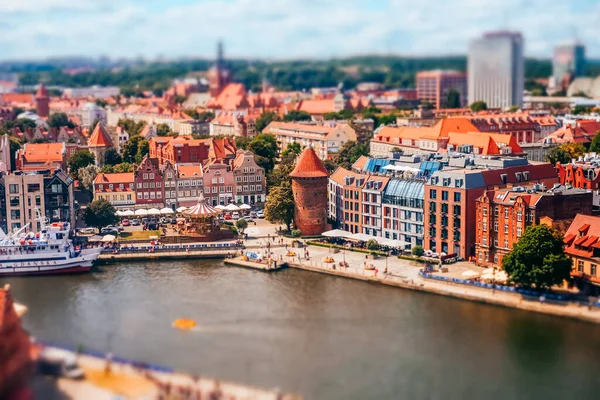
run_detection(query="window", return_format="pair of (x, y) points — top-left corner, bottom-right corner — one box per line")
(143, 173), (148, 179)
(577, 260), (584, 272)
(212, 178), (217, 184)
(482, 237), (487, 245)
(504, 209), (509, 219)
(517, 212), (522, 222)
(441, 191), (448, 201)
(429, 189), (437, 199)
(256, 185), (262, 191)
(454, 192), (461, 202)
(119, 184), (124, 189)
(10, 210), (20, 219)
(99, 184), (103, 190)
(27, 183), (40, 192)
(591, 264), (597, 276)
(109, 184), (113, 190)
(500, 174), (507, 184)
(149, 173), (154, 179)
(256, 175), (262, 181)
(504, 239), (509, 248)
(212, 187), (218, 193)
(9, 196), (19, 207)
(482, 220), (487, 232)
(219, 177), (224, 184)
(504, 225), (509, 234)
(494, 221), (498, 232)
(9, 184), (18, 194)
(482, 207), (487, 216)
(494, 207), (498, 217)
(517, 227), (522, 237)
(144, 192), (149, 199)
(236, 176), (242, 183)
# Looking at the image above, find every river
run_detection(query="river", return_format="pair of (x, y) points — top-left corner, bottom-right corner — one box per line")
(3, 260), (600, 399)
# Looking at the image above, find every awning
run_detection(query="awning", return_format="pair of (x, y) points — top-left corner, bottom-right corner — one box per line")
(349, 233), (378, 242)
(224, 204), (240, 211)
(378, 238), (409, 247)
(121, 210), (135, 217)
(135, 209), (148, 216)
(160, 207), (174, 215)
(239, 204), (252, 210)
(147, 208), (162, 215)
(322, 229), (354, 239)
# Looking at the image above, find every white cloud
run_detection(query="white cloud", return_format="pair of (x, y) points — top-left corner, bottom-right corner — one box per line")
(0, 0), (597, 60)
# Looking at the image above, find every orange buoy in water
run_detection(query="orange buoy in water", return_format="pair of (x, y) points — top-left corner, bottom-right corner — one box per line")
(173, 319), (196, 330)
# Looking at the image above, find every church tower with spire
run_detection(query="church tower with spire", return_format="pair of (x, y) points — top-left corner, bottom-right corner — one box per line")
(208, 40), (231, 98)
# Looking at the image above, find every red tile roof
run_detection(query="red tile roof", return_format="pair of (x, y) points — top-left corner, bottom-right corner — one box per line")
(290, 147), (329, 178)
(20, 143), (64, 163)
(88, 123), (112, 147)
(93, 172), (134, 185)
(35, 84), (49, 98)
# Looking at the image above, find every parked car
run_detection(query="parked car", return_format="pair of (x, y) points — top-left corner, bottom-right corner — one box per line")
(121, 219), (131, 227)
(240, 216), (254, 223)
(256, 211), (265, 218)
(142, 218), (149, 225)
(38, 348), (84, 379)
(79, 227), (96, 235)
(224, 214), (232, 220)
(170, 219), (177, 224)
(160, 217), (168, 224)
(131, 219), (140, 226)
(249, 211), (258, 218)
(232, 212), (240, 220)
(101, 226), (119, 235)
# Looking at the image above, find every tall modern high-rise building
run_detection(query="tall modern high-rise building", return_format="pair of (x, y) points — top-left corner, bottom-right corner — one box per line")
(553, 42), (585, 82)
(468, 31), (524, 109)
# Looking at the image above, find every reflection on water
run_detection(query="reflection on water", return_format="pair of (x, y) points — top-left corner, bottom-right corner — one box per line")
(3, 260), (600, 399)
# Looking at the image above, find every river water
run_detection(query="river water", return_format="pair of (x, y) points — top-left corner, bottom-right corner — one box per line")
(3, 260), (600, 399)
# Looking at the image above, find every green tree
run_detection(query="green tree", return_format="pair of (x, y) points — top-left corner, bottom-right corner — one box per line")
(366, 239), (379, 251)
(247, 133), (278, 172)
(83, 199), (120, 230)
(67, 151), (95, 179)
(254, 111), (281, 133)
(282, 110), (312, 122)
(235, 218), (248, 235)
(281, 142), (302, 158)
(78, 165), (98, 192)
(508, 105), (521, 112)
(156, 123), (173, 137)
(135, 139), (149, 164)
(560, 142), (586, 160)
(572, 105), (593, 115)
(122, 135), (148, 164)
(470, 101), (488, 112)
(95, 99), (108, 108)
(502, 225), (572, 289)
(47, 112), (75, 129)
(446, 89), (461, 109)
(100, 165), (115, 173)
(32, 138), (49, 144)
(323, 109), (355, 120)
(114, 162), (134, 173)
(267, 153), (296, 188)
(589, 132), (600, 153)
(264, 181), (294, 231)
(103, 148), (122, 166)
(411, 245), (424, 257)
(545, 146), (571, 165)
(333, 141), (369, 169)
(7, 137), (22, 171)
(323, 159), (338, 174)
(378, 114), (397, 126)
(235, 136), (251, 150)
(117, 119), (146, 136)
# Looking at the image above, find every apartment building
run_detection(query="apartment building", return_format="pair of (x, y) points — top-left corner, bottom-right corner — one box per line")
(134, 157), (164, 208)
(475, 184), (592, 266)
(232, 150), (266, 205)
(565, 214), (600, 295)
(416, 70), (467, 110)
(15, 143), (67, 172)
(329, 167), (365, 233)
(203, 162), (234, 206)
(382, 179), (425, 248)
(361, 175), (389, 237)
(0, 170), (74, 233)
(93, 172), (135, 210)
(264, 121), (357, 160)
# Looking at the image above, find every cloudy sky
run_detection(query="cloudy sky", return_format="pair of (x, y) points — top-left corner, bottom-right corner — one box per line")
(0, 0), (598, 61)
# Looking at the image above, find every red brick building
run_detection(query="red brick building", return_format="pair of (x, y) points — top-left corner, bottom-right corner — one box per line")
(475, 184), (592, 266)
(556, 162), (600, 190)
(149, 137), (236, 168)
(424, 158), (559, 259)
(564, 214), (600, 295)
(35, 84), (49, 118)
(0, 284), (32, 399)
(459, 114), (542, 144)
(290, 147), (329, 235)
(416, 70), (467, 110)
(134, 156), (164, 207)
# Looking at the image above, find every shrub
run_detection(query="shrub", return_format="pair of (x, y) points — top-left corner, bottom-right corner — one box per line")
(366, 239), (379, 251)
(291, 229), (302, 238)
(412, 245), (424, 257)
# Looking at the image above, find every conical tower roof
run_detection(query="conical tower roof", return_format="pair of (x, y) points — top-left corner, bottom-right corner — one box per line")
(289, 147), (328, 178)
(87, 122), (112, 147)
(35, 84), (49, 98)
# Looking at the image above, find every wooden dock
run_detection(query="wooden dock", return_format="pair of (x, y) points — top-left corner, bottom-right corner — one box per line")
(224, 256), (287, 272)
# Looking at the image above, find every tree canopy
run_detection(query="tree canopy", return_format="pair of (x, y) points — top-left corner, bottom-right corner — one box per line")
(67, 151), (95, 179)
(546, 143), (586, 165)
(48, 112), (75, 129)
(247, 133), (278, 172)
(470, 101), (487, 112)
(235, 218), (248, 234)
(122, 135), (149, 164)
(83, 198), (120, 230)
(264, 181), (295, 231)
(333, 141), (369, 169)
(254, 111), (281, 133)
(117, 118), (146, 136)
(103, 148), (122, 166)
(502, 224), (572, 289)
(156, 123), (173, 137)
(281, 142), (303, 158)
(590, 132), (600, 153)
(282, 110), (312, 122)
(445, 89), (461, 109)
(78, 165), (98, 192)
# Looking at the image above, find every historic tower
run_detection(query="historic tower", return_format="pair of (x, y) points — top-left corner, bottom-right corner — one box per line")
(208, 40), (231, 98)
(289, 147), (329, 235)
(35, 84), (50, 118)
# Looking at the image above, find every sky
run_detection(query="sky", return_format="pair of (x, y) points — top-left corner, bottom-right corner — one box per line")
(0, 0), (598, 61)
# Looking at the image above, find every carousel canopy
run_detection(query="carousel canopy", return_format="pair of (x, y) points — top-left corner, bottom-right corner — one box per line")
(184, 193), (221, 217)
(176, 206), (188, 212)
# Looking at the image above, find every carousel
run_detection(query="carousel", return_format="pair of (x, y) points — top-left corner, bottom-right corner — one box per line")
(177, 192), (234, 241)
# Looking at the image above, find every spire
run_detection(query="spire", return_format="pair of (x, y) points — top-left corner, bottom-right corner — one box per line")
(217, 40), (224, 69)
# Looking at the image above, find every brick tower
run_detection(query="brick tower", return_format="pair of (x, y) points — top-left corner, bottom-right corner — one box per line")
(35, 84), (49, 118)
(289, 147), (329, 235)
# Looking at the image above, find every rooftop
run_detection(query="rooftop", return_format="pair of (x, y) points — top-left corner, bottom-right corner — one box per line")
(290, 147), (329, 178)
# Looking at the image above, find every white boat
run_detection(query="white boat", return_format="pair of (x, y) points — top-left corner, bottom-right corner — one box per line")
(0, 209), (102, 276)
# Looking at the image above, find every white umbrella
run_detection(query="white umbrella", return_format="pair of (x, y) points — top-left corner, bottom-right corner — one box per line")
(135, 209), (148, 216)
(482, 268), (496, 274)
(160, 207), (174, 215)
(215, 205), (226, 210)
(322, 229), (353, 239)
(101, 234), (116, 242)
(462, 270), (480, 278)
(224, 204), (240, 211)
(239, 204), (251, 210)
(122, 210), (135, 217)
(176, 206), (188, 213)
(116, 210), (124, 216)
(147, 208), (161, 215)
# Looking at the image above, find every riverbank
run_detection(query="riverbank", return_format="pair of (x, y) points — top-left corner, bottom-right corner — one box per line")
(35, 344), (300, 399)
